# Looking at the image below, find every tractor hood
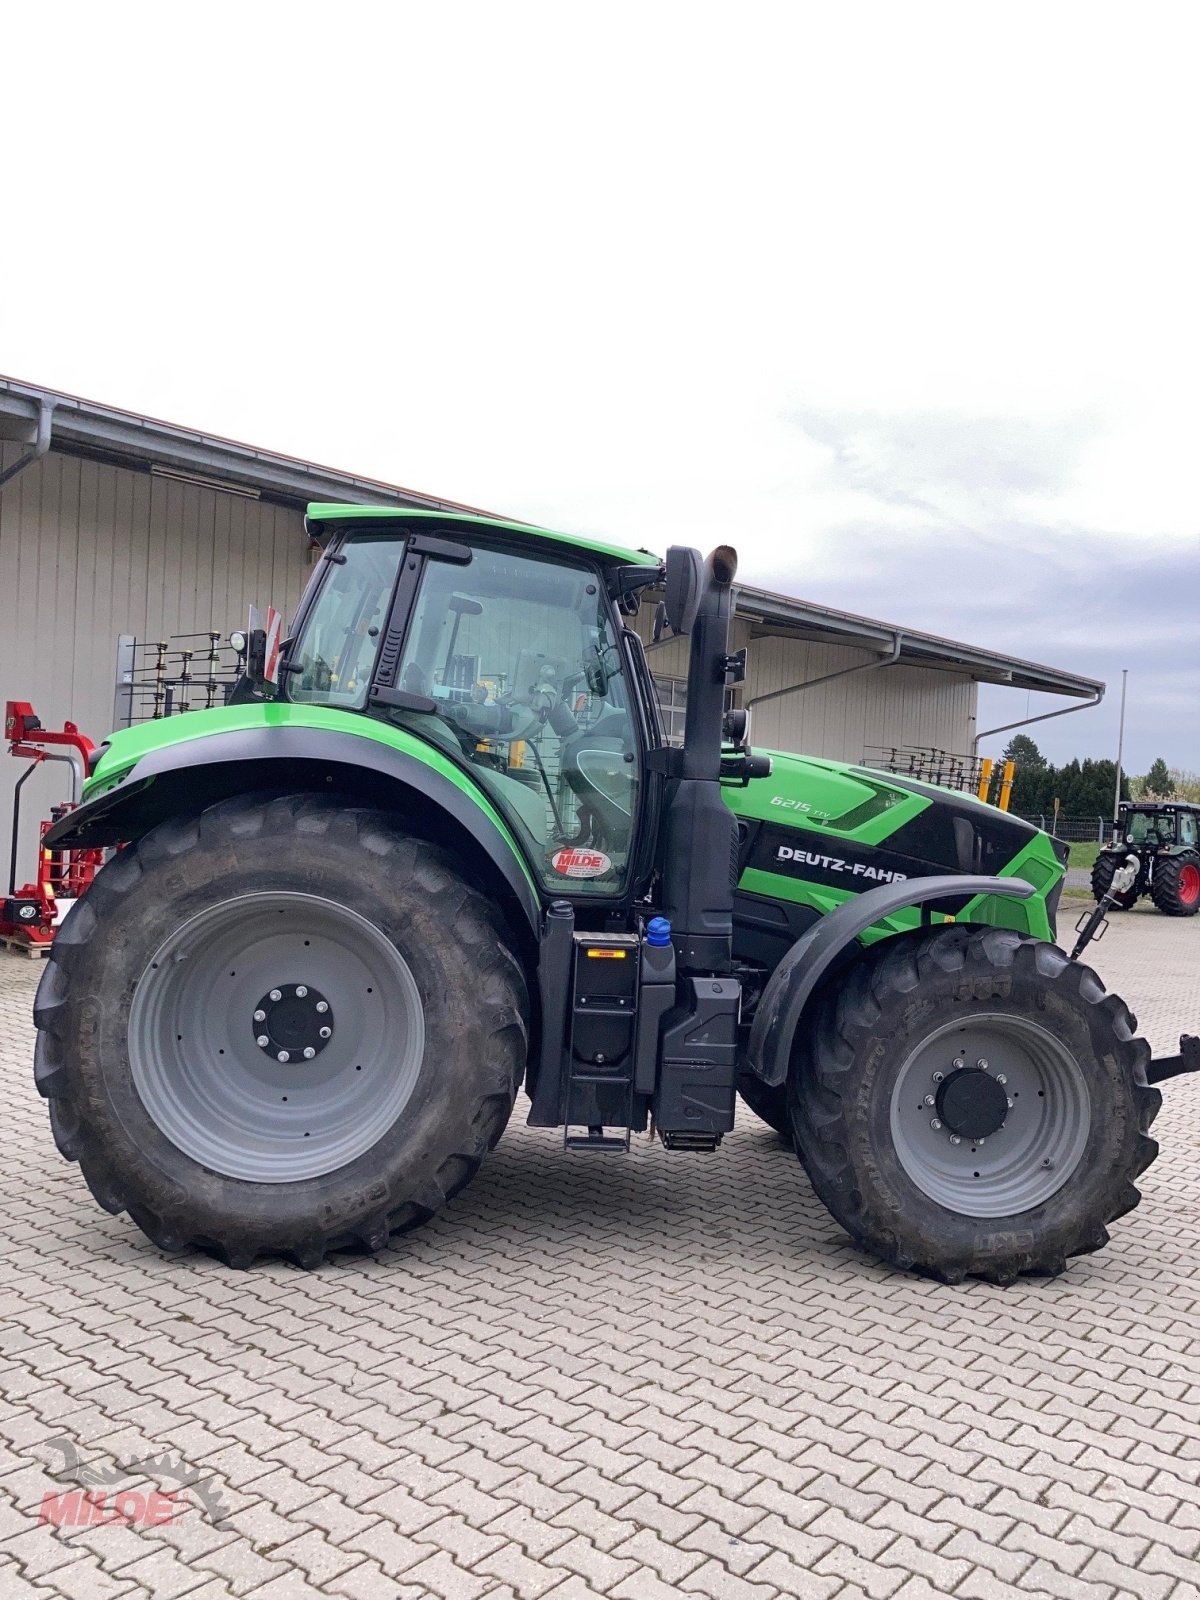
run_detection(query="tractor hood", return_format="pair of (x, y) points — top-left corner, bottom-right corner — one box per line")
(724, 749), (1062, 904)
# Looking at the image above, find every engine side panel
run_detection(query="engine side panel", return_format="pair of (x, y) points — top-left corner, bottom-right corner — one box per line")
(726, 752), (1062, 951)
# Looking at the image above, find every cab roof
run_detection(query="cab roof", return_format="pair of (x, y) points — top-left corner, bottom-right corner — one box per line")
(305, 503), (657, 569)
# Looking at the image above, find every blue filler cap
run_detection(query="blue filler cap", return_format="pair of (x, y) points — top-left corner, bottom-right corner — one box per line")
(646, 917), (672, 947)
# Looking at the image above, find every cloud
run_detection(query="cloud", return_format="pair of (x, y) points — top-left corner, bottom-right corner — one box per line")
(738, 409), (1199, 773)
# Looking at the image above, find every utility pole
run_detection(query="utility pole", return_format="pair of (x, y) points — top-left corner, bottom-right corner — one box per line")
(1113, 668), (1128, 827)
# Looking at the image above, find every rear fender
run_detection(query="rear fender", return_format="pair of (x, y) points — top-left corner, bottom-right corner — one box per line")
(745, 874), (1036, 1087)
(42, 726), (542, 944)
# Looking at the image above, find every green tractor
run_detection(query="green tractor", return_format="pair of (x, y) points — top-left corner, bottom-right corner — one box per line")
(34, 507), (1194, 1282)
(1092, 801), (1200, 916)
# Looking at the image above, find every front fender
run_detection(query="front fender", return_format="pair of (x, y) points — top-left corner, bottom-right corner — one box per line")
(745, 873), (1036, 1086)
(44, 723), (542, 938)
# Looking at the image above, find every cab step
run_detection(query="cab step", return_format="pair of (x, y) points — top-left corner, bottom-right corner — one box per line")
(564, 1125), (632, 1152)
(659, 1130), (723, 1152)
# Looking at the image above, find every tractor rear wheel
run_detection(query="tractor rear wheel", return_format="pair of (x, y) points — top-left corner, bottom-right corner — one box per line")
(788, 925), (1160, 1283)
(33, 793), (528, 1267)
(1091, 852), (1138, 908)
(1150, 851), (1200, 917)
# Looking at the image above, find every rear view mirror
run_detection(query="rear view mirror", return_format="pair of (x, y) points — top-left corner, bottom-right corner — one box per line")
(664, 546), (705, 636)
(239, 605), (282, 693)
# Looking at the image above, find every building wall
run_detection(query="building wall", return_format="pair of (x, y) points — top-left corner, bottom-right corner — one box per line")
(0, 445), (311, 876)
(634, 612), (978, 765)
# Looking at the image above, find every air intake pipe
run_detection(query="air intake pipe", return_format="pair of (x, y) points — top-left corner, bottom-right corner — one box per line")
(660, 545), (740, 972)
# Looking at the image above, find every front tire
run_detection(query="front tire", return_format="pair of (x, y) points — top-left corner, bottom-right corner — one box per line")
(1091, 852), (1138, 908)
(33, 793), (528, 1267)
(789, 926), (1160, 1283)
(1150, 851), (1200, 917)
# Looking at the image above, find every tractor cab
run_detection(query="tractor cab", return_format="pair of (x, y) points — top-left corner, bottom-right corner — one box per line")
(1120, 803), (1198, 851)
(285, 518), (648, 896)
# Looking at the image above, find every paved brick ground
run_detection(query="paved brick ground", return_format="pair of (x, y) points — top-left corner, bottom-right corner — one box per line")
(2, 910), (1198, 1599)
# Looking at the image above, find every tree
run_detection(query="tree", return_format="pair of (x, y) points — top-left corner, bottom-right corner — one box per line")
(1003, 734), (1047, 770)
(1145, 757), (1173, 798)
(1003, 734), (1050, 815)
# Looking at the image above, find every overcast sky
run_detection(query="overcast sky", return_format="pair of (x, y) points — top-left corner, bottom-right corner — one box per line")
(4, 3), (1197, 774)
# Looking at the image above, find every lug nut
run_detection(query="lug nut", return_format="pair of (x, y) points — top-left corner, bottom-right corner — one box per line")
(924, 1094), (935, 1107)
(303, 1047), (316, 1060)
(932, 1071), (944, 1083)
(931, 1118), (943, 1131)
(256, 1034), (269, 1048)
(995, 1074), (1007, 1085)
(319, 1026), (332, 1039)
(1007, 1097), (1014, 1109)
(977, 1058), (989, 1070)
(976, 1137), (986, 1145)
(269, 988), (282, 1002)
(296, 985), (308, 998)
(253, 1008), (266, 1022)
(949, 1134), (962, 1145)
(315, 1001), (329, 1014)
(953, 1057), (965, 1069)
(277, 1051), (290, 1063)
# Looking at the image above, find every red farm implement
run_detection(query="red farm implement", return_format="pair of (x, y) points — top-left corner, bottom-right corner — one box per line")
(3, 702), (101, 955)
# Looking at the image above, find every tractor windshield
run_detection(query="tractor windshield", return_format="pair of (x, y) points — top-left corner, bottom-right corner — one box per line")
(1128, 811), (1176, 845)
(391, 542), (640, 895)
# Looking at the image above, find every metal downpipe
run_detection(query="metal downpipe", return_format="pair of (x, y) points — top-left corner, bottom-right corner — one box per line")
(971, 686), (1105, 754)
(745, 630), (904, 712)
(0, 399), (55, 492)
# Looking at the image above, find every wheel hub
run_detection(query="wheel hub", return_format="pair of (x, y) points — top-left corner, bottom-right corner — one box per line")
(889, 1014), (1091, 1218)
(129, 891), (425, 1183)
(253, 984), (334, 1062)
(935, 1067), (1009, 1140)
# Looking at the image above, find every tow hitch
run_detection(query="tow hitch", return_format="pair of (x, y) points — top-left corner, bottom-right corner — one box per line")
(1147, 1036), (1200, 1086)
(1068, 855), (1199, 1087)
(1070, 854), (1139, 962)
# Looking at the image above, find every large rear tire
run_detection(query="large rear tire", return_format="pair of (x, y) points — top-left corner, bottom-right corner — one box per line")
(789, 926), (1160, 1283)
(1150, 851), (1200, 917)
(33, 793), (528, 1267)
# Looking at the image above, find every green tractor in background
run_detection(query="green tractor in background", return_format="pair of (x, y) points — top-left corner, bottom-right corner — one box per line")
(34, 506), (1192, 1284)
(1092, 801), (1200, 916)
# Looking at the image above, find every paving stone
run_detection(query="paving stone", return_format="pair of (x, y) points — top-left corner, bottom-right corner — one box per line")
(1, 915), (1198, 1600)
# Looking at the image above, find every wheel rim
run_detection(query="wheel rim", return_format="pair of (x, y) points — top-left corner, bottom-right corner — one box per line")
(128, 892), (425, 1182)
(1178, 863), (1200, 905)
(889, 1013), (1091, 1217)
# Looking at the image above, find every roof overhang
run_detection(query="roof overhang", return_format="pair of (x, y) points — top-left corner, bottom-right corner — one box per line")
(0, 374), (497, 516)
(733, 583), (1104, 700)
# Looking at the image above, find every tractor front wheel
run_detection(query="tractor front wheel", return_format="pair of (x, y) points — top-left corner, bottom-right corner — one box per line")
(1150, 852), (1200, 917)
(789, 926), (1160, 1283)
(1091, 852), (1138, 908)
(33, 793), (528, 1267)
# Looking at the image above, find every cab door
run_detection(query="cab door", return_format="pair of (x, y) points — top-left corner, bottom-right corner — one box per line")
(380, 538), (644, 899)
